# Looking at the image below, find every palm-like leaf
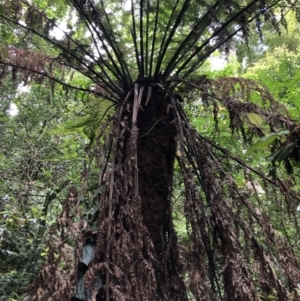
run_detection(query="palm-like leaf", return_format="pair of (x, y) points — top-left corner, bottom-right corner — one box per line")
(0, 0), (291, 98)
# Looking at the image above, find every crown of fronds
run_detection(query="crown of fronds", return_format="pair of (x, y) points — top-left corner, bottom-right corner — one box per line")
(1, 0), (299, 102)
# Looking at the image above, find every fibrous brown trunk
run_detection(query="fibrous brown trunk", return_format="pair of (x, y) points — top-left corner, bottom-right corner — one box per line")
(137, 88), (185, 299)
(88, 85), (187, 301)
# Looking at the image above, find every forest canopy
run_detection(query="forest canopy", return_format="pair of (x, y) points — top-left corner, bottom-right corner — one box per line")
(1, 1), (300, 301)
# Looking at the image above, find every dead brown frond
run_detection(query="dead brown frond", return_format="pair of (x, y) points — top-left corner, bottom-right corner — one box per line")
(79, 85), (187, 301)
(0, 46), (64, 85)
(28, 78), (300, 301)
(183, 77), (293, 137)
(171, 81), (300, 299)
(28, 187), (82, 301)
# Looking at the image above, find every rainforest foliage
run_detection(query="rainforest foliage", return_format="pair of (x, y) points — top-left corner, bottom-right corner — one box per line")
(1, 1), (300, 301)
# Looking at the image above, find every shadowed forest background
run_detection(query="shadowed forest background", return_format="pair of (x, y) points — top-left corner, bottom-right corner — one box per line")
(1, 0), (300, 300)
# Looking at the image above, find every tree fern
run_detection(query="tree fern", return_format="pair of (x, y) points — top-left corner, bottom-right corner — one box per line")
(1, 0), (300, 300)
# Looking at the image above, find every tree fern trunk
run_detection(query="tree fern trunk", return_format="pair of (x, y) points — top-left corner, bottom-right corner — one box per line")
(137, 88), (184, 299)
(88, 85), (187, 301)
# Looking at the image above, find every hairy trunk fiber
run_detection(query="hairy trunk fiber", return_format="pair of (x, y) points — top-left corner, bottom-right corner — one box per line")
(83, 85), (187, 301)
(137, 88), (183, 299)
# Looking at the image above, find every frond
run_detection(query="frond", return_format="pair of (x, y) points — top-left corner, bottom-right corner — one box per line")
(170, 80), (300, 299)
(24, 72), (300, 300)
(1, 0), (298, 101)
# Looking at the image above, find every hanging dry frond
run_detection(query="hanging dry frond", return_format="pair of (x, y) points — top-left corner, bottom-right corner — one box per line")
(0, 47), (64, 85)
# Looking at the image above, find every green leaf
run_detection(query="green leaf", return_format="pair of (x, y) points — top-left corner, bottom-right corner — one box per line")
(268, 143), (295, 161)
(291, 158), (300, 168)
(276, 130), (290, 136)
(248, 134), (278, 154)
(247, 113), (263, 127)
(58, 262), (66, 269)
(31, 207), (40, 217)
(247, 131), (289, 154)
